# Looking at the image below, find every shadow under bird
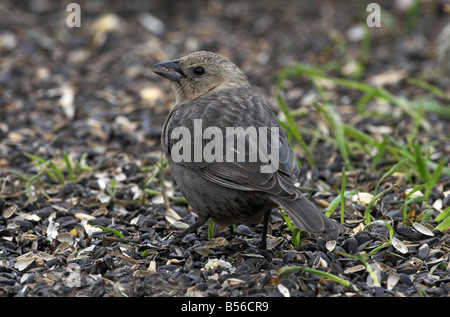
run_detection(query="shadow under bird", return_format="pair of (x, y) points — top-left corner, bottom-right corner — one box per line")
(152, 51), (343, 249)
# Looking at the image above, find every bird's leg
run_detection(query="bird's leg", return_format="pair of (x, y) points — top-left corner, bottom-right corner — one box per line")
(168, 218), (208, 245)
(259, 210), (271, 251)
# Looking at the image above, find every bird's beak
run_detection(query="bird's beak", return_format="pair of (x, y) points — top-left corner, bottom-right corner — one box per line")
(152, 58), (186, 83)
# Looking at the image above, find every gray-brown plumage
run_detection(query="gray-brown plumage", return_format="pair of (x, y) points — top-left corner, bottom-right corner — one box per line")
(152, 51), (343, 249)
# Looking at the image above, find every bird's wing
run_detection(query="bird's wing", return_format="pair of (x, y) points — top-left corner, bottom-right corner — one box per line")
(202, 127), (299, 199)
(169, 88), (301, 200)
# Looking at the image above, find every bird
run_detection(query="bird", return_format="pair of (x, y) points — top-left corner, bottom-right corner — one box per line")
(152, 51), (343, 249)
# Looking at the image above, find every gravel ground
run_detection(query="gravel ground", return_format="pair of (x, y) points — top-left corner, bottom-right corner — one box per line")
(0, 0), (449, 300)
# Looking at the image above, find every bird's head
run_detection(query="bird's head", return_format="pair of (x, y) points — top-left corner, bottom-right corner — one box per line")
(152, 51), (250, 103)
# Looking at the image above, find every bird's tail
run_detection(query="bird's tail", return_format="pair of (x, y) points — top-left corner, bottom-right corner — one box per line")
(270, 192), (344, 234)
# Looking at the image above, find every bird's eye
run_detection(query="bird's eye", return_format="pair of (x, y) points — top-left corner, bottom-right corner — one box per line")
(192, 66), (206, 76)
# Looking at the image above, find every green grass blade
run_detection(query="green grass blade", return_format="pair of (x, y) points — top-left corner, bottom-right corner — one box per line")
(336, 122), (352, 171)
(63, 151), (75, 182)
(425, 156), (444, 199)
(370, 136), (389, 170)
(435, 214), (450, 232)
(28, 170), (46, 184)
(311, 77), (353, 171)
(144, 188), (188, 204)
(426, 159), (450, 176)
(96, 226), (124, 238)
(410, 102), (424, 143)
(386, 136), (414, 161)
(280, 211), (301, 246)
(407, 78), (449, 99)
(9, 170), (30, 182)
(49, 161), (66, 185)
(367, 220), (394, 241)
(313, 102), (352, 170)
(343, 124), (380, 147)
(208, 219), (215, 240)
(281, 63), (431, 128)
(340, 167), (346, 223)
(374, 160), (406, 195)
(413, 140), (430, 182)
(364, 185), (393, 225)
(278, 266), (350, 287)
(24, 153), (47, 164)
(24, 154), (59, 184)
(420, 209), (435, 223)
(26, 182), (35, 203)
(406, 183), (428, 199)
(327, 190), (356, 213)
(277, 93), (314, 165)
(336, 251), (379, 286)
(291, 228), (301, 246)
(435, 206), (450, 222)
(368, 242), (390, 255)
(75, 152), (92, 173)
(414, 99), (450, 117)
(355, 92), (374, 114)
(401, 195), (428, 225)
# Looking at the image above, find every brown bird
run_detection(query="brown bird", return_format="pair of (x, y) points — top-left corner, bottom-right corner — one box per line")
(153, 51), (343, 249)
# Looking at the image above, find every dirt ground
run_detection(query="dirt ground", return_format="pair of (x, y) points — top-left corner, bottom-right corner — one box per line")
(0, 0), (449, 300)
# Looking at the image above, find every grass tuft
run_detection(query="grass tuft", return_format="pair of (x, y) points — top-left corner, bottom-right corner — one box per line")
(276, 59), (448, 232)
